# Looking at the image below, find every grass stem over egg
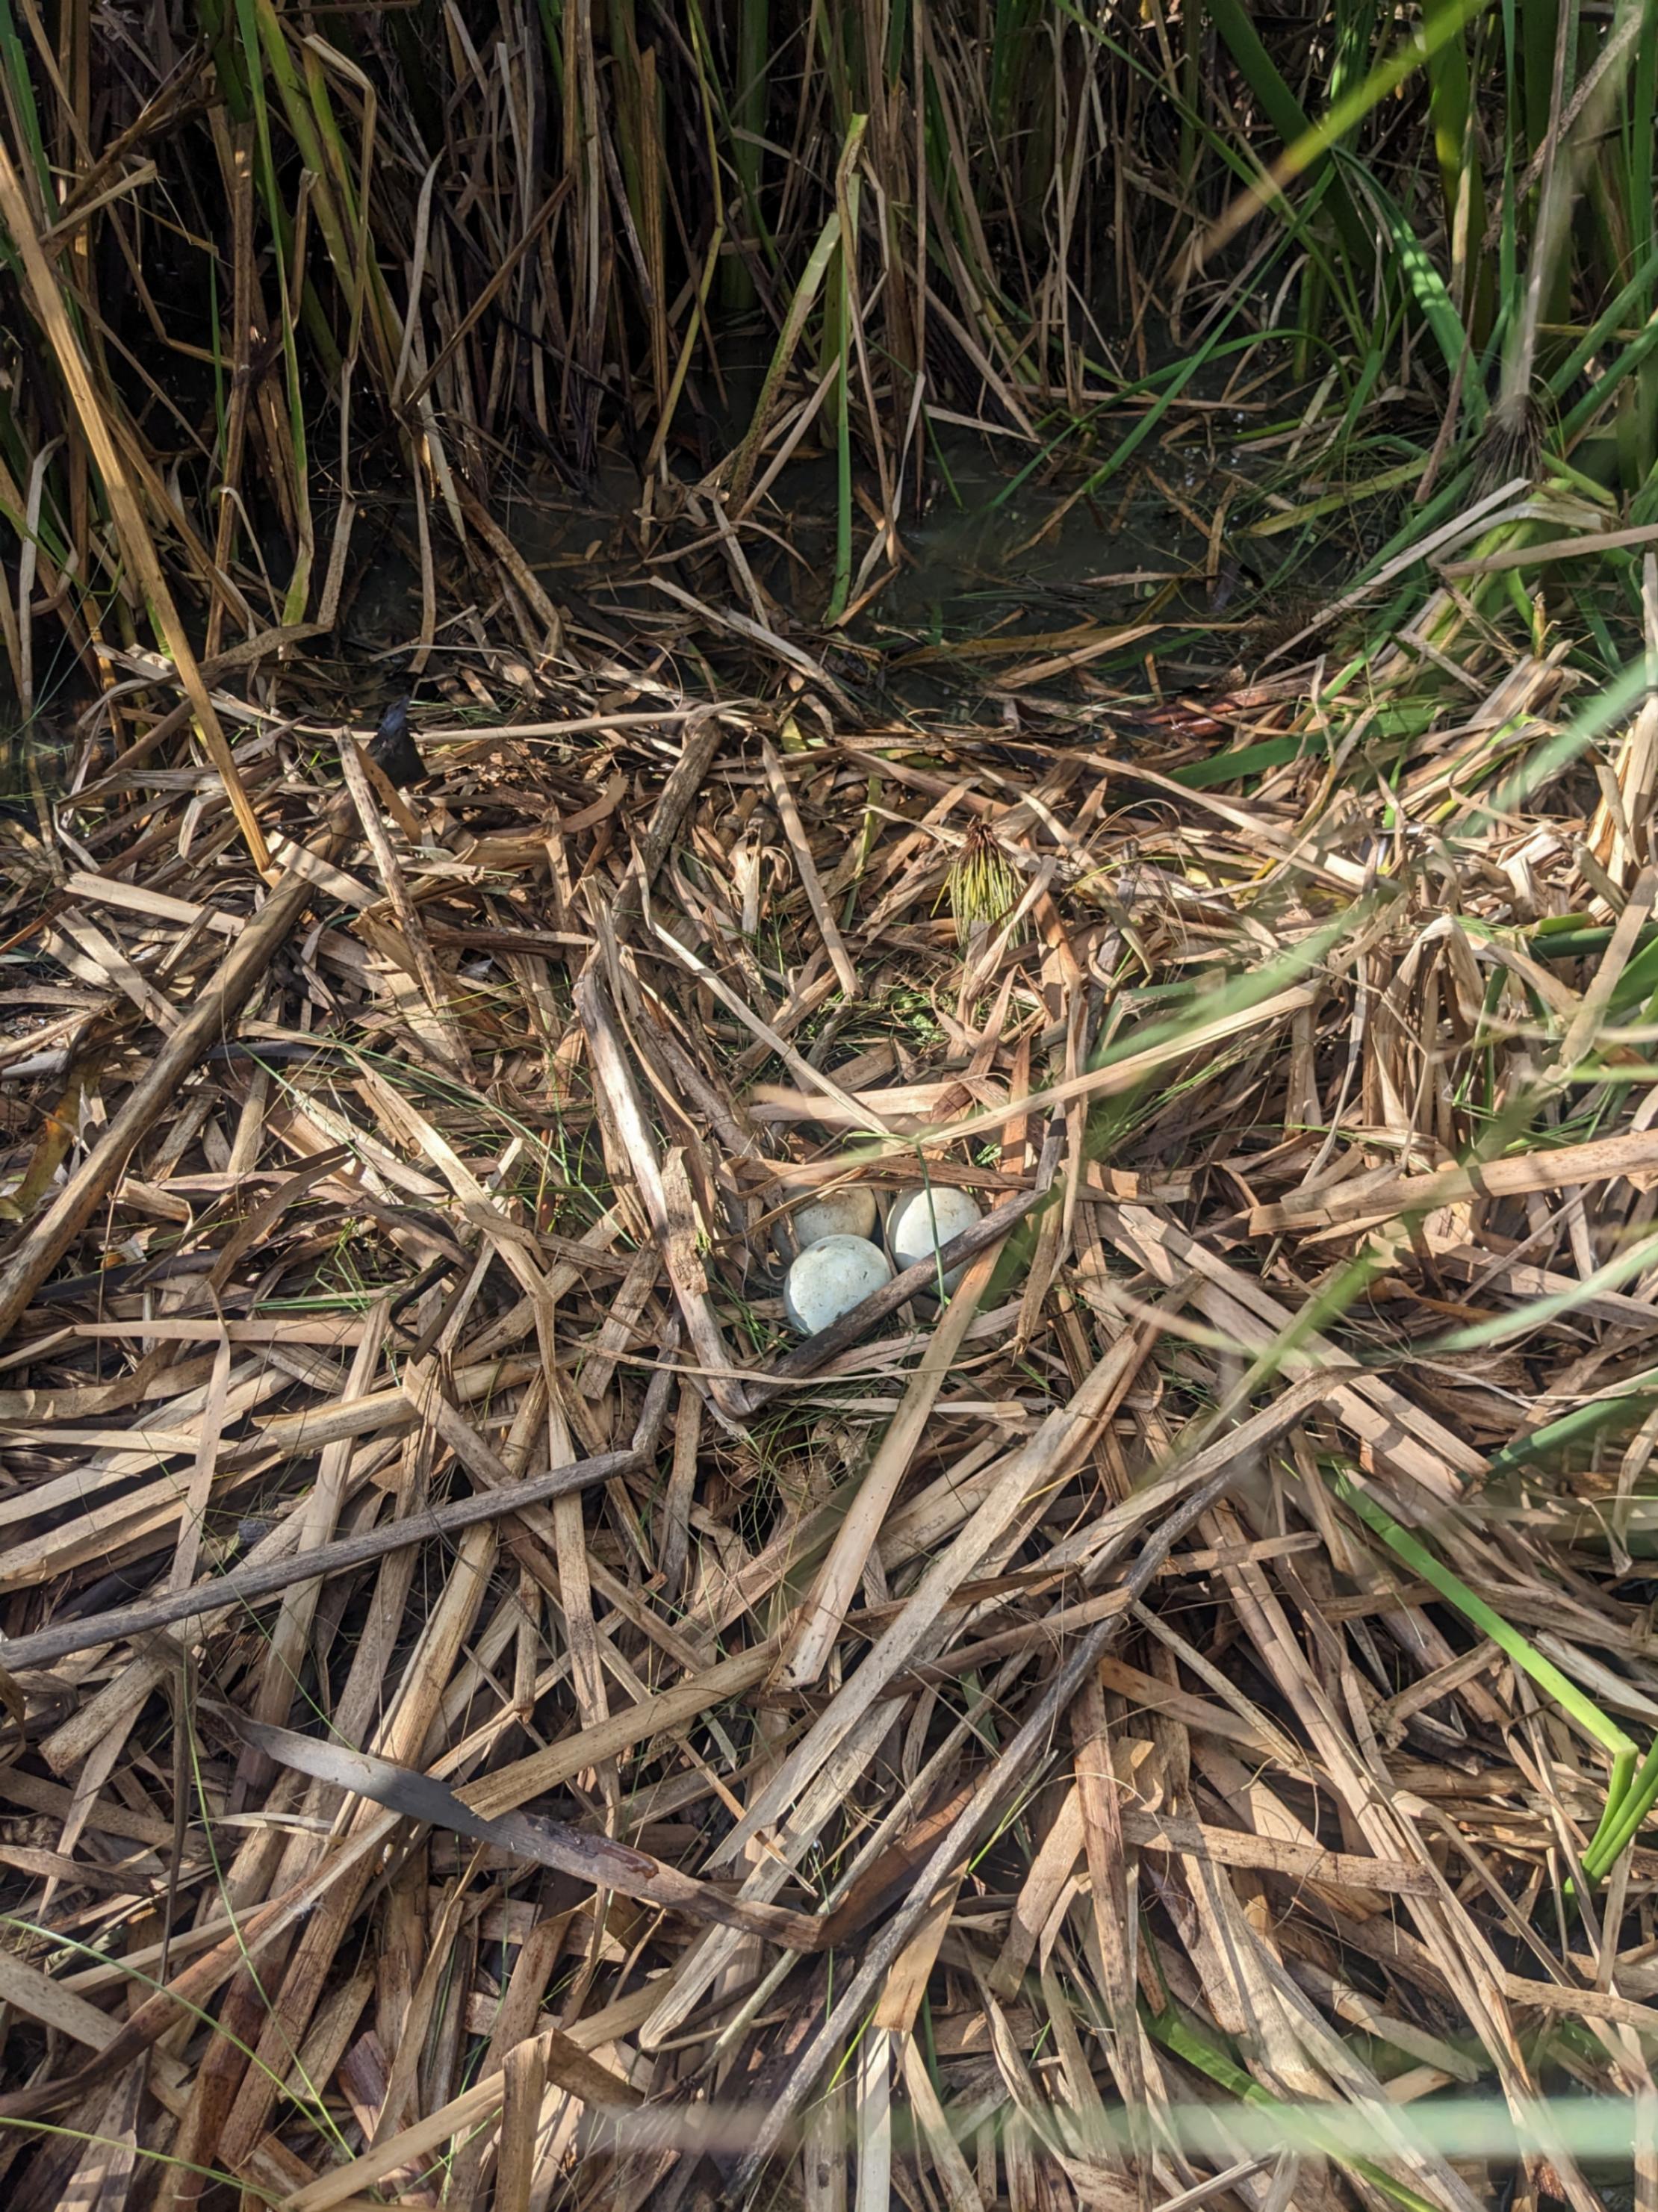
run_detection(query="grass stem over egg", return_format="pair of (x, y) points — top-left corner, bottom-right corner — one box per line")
(887, 1185), (983, 1296)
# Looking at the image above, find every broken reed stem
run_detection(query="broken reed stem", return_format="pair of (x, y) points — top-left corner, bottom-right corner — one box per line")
(0, 1447), (645, 1671)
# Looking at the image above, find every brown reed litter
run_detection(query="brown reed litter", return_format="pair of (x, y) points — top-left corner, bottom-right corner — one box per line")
(0, 632), (1657, 2212)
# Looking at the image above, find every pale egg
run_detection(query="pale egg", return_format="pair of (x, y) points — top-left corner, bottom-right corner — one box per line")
(887, 1185), (982, 1291)
(783, 1234), (893, 1335)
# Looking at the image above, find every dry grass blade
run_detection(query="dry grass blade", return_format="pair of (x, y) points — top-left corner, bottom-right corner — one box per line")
(0, 143), (267, 873)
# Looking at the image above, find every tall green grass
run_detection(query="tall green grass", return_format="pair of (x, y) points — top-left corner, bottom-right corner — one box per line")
(4, 0), (1658, 676)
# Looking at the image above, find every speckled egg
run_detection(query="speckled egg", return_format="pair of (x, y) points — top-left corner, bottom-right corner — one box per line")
(783, 1234), (893, 1335)
(785, 1185), (880, 1251)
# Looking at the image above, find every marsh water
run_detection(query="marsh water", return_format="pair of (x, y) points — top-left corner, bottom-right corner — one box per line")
(482, 414), (1281, 705)
(3, 382), (1319, 794)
